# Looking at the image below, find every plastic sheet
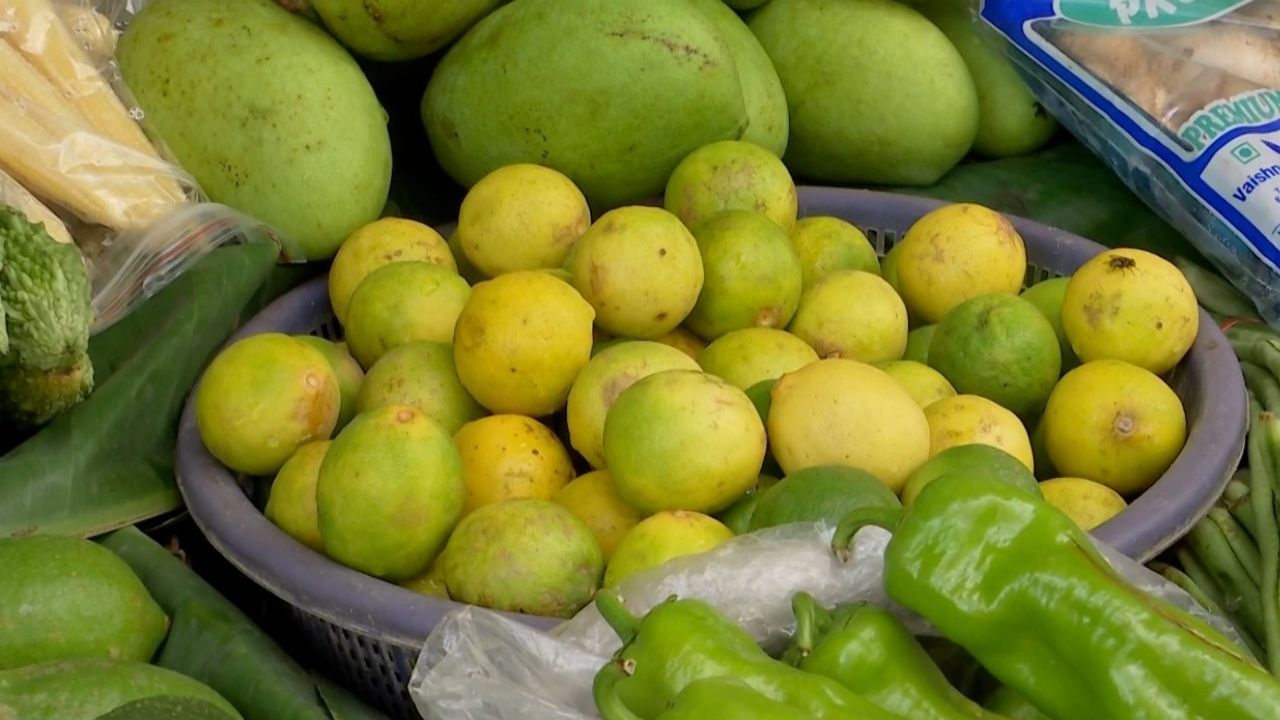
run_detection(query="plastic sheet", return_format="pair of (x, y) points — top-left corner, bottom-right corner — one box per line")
(0, 0), (296, 332)
(978, 0), (1280, 325)
(407, 522), (1247, 720)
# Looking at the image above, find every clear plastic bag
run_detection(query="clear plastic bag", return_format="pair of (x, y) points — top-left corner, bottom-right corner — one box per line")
(0, 0), (299, 332)
(407, 522), (1245, 720)
(978, 0), (1280, 324)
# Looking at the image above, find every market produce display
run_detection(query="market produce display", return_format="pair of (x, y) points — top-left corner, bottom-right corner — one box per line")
(188, 136), (1207, 627)
(4, 0), (1277, 718)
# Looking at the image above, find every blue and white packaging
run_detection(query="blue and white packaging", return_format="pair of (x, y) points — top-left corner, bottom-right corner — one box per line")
(979, 0), (1280, 322)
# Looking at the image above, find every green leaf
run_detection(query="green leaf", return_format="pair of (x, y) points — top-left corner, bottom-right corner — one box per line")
(99, 527), (390, 720)
(0, 242), (298, 538)
(888, 142), (1206, 263)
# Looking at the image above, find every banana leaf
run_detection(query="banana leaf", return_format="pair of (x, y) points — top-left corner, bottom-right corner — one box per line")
(99, 526), (388, 720)
(890, 141), (1205, 263)
(0, 242), (317, 539)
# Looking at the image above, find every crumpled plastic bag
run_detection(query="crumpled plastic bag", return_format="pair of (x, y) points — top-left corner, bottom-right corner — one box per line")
(407, 522), (1245, 720)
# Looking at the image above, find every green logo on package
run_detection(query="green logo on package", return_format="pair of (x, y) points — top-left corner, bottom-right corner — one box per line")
(1054, 0), (1252, 28)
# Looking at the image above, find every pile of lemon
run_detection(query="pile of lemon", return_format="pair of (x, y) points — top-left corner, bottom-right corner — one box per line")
(193, 139), (1199, 619)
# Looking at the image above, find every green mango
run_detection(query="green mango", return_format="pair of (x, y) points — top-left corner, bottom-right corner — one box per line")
(0, 536), (168, 670)
(685, 0), (789, 156)
(118, 0), (392, 261)
(95, 696), (239, 720)
(0, 659), (241, 720)
(748, 0), (978, 186)
(914, 0), (1058, 158)
(422, 0), (750, 211)
(310, 0), (505, 62)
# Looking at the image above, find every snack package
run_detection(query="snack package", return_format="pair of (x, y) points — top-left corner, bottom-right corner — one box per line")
(0, 0), (299, 332)
(979, 0), (1280, 324)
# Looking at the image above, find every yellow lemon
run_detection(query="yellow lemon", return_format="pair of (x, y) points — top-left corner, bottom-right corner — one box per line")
(603, 510), (734, 588)
(1042, 359), (1186, 496)
(328, 217), (455, 325)
(787, 270), (908, 362)
(895, 203), (1026, 323)
(767, 359), (930, 493)
(1040, 476), (1128, 531)
(789, 215), (880, 291)
(654, 326), (707, 360)
(453, 414), (576, 515)
(874, 360), (956, 410)
(1061, 248), (1199, 376)
(452, 270), (595, 416)
(552, 469), (644, 559)
(697, 327), (819, 390)
(264, 440), (331, 553)
(663, 139), (798, 232)
(923, 394), (1034, 471)
(453, 163), (591, 277)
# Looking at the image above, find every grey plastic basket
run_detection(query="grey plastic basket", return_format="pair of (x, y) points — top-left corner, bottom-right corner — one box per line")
(174, 186), (1246, 719)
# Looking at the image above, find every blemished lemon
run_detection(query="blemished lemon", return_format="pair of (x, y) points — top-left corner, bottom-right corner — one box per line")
(342, 261), (471, 369)
(453, 163), (590, 277)
(328, 217), (456, 325)
(452, 271), (595, 416)
(264, 440), (331, 553)
(1061, 248), (1199, 376)
(1042, 359), (1186, 496)
(923, 394), (1034, 471)
(663, 139), (798, 232)
(697, 327), (819, 390)
(895, 203), (1026, 323)
(603, 510), (734, 588)
(453, 414), (576, 516)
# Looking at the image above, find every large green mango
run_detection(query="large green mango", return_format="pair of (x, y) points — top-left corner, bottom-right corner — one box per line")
(748, 0), (979, 185)
(118, 0), (392, 260)
(0, 658), (241, 720)
(422, 0), (750, 210)
(0, 535), (168, 670)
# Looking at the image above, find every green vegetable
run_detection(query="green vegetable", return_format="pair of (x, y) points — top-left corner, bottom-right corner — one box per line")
(593, 670), (810, 720)
(0, 206), (93, 430)
(0, 658), (241, 720)
(591, 591), (900, 720)
(782, 593), (999, 720)
(981, 686), (1049, 720)
(834, 473), (1280, 719)
(95, 695), (240, 720)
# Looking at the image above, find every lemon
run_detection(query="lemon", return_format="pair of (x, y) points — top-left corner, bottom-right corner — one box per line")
(923, 394), (1034, 471)
(654, 326), (707, 360)
(927, 294), (1061, 419)
(1061, 248), (1199, 376)
(790, 216), (880, 291)
(195, 333), (340, 476)
(875, 360), (956, 409)
(356, 341), (485, 434)
(895, 203), (1026, 323)
(453, 271), (595, 416)
(715, 474), (780, 534)
(293, 336), (364, 431)
(454, 414), (576, 515)
(567, 340), (700, 469)
(603, 510), (734, 588)
(664, 140), (798, 232)
(604, 369), (767, 514)
(264, 440), (331, 553)
(1042, 359), (1186, 496)
(1020, 276), (1079, 370)
(788, 270), (908, 362)
(1040, 476), (1128, 531)
(697, 327), (819, 390)
(552, 469), (644, 559)
(342, 261), (472, 369)
(453, 163), (590, 277)
(767, 359), (930, 493)
(684, 209), (804, 341)
(565, 206), (704, 338)
(328, 217), (455, 325)
(399, 560), (450, 599)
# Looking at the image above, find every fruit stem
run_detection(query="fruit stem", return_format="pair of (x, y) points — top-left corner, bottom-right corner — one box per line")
(596, 590), (640, 645)
(832, 506), (904, 561)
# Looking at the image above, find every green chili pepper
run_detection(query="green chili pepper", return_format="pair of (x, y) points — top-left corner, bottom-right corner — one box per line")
(591, 591), (903, 720)
(832, 474), (1280, 720)
(981, 686), (1050, 720)
(782, 593), (1003, 720)
(593, 668), (810, 719)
